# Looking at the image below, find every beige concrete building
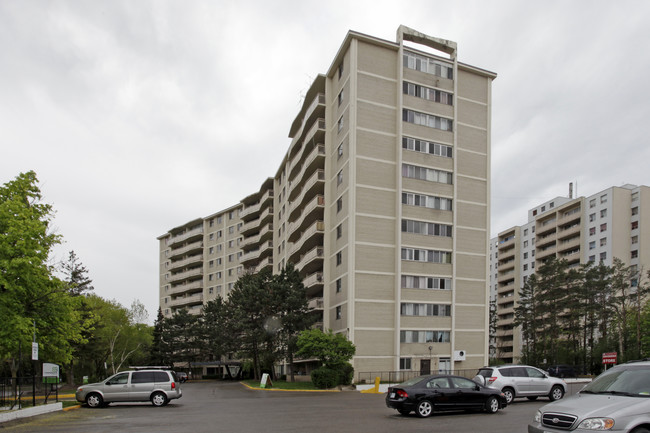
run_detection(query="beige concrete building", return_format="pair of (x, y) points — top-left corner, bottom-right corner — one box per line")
(491, 184), (650, 363)
(159, 26), (496, 378)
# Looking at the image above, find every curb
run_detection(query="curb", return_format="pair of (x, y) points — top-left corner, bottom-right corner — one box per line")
(0, 402), (63, 424)
(240, 382), (340, 392)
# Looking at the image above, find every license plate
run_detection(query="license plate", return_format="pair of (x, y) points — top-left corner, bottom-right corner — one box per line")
(389, 392), (395, 398)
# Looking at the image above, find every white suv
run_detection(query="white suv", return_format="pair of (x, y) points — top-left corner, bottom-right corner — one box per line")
(474, 365), (566, 404)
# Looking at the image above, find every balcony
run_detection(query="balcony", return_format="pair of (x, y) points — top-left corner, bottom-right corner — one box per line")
(240, 223), (273, 250)
(289, 143), (326, 186)
(168, 226), (204, 247)
(240, 241), (273, 265)
(168, 267), (203, 283)
(168, 254), (204, 271)
(288, 168), (325, 205)
(254, 256), (273, 273)
(168, 241), (203, 259)
(288, 220), (324, 261)
(168, 280), (203, 296)
(303, 271), (323, 289)
(288, 195), (325, 241)
(240, 189), (274, 221)
(307, 297), (324, 311)
(169, 292), (203, 307)
(240, 207), (274, 236)
(295, 246), (324, 274)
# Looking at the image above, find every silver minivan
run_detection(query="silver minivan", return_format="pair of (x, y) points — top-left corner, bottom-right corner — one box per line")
(474, 365), (566, 404)
(76, 369), (182, 407)
(529, 361), (650, 432)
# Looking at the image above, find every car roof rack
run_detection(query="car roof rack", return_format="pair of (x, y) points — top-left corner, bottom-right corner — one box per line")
(128, 366), (173, 371)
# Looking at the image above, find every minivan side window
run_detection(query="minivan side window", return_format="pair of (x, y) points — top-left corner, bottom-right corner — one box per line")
(107, 373), (129, 385)
(154, 372), (170, 382)
(132, 372), (155, 383)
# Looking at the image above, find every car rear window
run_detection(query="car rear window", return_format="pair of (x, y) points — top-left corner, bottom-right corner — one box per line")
(132, 372), (155, 383)
(477, 368), (493, 378)
(154, 371), (170, 382)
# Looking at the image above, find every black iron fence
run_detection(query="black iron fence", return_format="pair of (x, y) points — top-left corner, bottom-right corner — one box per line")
(357, 368), (478, 384)
(0, 376), (60, 409)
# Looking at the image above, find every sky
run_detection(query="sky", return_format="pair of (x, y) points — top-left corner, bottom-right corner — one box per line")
(2, 0), (650, 323)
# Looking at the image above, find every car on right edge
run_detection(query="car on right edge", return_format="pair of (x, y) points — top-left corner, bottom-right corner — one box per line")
(528, 360), (650, 433)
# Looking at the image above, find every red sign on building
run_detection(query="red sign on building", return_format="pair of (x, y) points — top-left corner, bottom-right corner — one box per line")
(602, 352), (617, 364)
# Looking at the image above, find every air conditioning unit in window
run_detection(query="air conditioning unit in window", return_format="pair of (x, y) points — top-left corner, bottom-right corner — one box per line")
(453, 350), (466, 361)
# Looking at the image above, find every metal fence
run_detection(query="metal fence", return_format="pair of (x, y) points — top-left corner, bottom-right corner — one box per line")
(0, 376), (60, 409)
(357, 368), (479, 384)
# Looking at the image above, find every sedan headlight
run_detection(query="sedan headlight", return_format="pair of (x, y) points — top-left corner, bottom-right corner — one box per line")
(533, 410), (541, 423)
(576, 418), (615, 430)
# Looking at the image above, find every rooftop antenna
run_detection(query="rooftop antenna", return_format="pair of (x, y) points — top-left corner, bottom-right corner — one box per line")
(569, 182), (573, 199)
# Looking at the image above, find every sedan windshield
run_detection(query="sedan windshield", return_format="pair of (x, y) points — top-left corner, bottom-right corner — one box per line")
(582, 367), (650, 397)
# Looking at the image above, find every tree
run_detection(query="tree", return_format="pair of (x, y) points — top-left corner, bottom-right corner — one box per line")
(150, 307), (170, 366)
(272, 263), (316, 382)
(226, 268), (276, 380)
(609, 258), (635, 361)
(296, 328), (356, 369)
(61, 250), (94, 296)
(0, 171), (84, 379)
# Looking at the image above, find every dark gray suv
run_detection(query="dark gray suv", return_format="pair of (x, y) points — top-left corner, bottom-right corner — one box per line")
(76, 369), (182, 407)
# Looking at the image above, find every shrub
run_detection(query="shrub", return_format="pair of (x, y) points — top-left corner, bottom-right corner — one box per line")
(337, 362), (354, 386)
(311, 367), (338, 389)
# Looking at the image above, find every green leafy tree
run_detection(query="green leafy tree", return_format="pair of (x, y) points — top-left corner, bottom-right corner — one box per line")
(165, 308), (201, 369)
(296, 328), (356, 369)
(200, 297), (232, 363)
(0, 171), (84, 379)
(150, 307), (170, 366)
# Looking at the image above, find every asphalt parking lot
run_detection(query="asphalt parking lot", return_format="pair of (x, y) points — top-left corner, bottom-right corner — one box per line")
(1, 380), (586, 433)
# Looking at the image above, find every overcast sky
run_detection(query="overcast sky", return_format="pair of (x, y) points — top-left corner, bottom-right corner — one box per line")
(2, 0), (650, 323)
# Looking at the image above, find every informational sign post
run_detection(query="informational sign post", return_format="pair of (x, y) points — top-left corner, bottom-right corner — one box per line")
(43, 363), (60, 384)
(260, 373), (273, 389)
(602, 352), (617, 365)
(31, 342), (38, 361)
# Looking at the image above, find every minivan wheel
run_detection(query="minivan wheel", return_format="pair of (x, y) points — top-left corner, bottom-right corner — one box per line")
(502, 388), (515, 404)
(549, 385), (564, 401)
(86, 393), (103, 408)
(485, 396), (499, 414)
(416, 400), (433, 418)
(151, 391), (168, 407)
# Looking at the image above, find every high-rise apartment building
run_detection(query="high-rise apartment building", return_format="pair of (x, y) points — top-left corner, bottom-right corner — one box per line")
(491, 184), (650, 363)
(159, 26), (496, 378)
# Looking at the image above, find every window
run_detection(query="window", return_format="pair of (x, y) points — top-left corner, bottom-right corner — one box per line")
(402, 109), (453, 131)
(335, 306), (342, 320)
(209, 260), (214, 268)
(216, 272), (222, 279)
(600, 238), (607, 247)
(400, 303), (451, 317)
(632, 207), (639, 216)
(632, 221), (639, 230)
(600, 252), (607, 261)
(523, 241), (528, 248)
(402, 163), (453, 184)
(590, 199), (596, 208)
(401, 248), (452, 264)
(631, 250), (639, 259)
(589, 241), (595, 250)
(337, 143), (343, 159)
(600, 223), (607, 232)
(401, 219), (452, 237)
(337, 197), (343, 213)
(632, 235), (639, 244)
(217, 216), (222, 224)
(209, 287), (214, 294)
(402, 137), (452, 158)
(229, 226), (234, 234)
(336, 278), (342, 293)
(589, 255), (595, 263)
(400, 358), (412, 370)
(338, 90), (344, 106)
(600, 195), (607, 204)
(523, 264), (528, 271)
(402, 192), (452, 210)
(336, 251), (342, 266)
(209, 219), (214, 227)
(402, 82), (453, 105)
(338, 62), (343, 79)
(400, 330), (450, 343)
(229, 211), (234, 220)
(228, 240), (233, 248)
(600, 209), (607, 218)
(337, 170), (343, 185)
(217, 230), (222, 238)
(403, 52), (453, 79)
(209, 233), (214, 240)
(589, 227), (596, 236)
(209, 247), (214, 254)
(337, 116), (344, 132)
(523, 252), (528, 259)
(336, 224), (342, 239)
(589, 213), (595, 222)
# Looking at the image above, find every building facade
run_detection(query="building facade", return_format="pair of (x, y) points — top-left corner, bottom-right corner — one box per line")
(159, 26), (496, 378)
(491, 184), (650, 363)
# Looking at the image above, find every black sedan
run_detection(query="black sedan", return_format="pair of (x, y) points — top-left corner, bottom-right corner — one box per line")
(385, 374), (507, 417)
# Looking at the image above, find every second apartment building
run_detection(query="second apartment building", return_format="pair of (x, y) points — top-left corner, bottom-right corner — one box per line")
(159, 26), (496, 377)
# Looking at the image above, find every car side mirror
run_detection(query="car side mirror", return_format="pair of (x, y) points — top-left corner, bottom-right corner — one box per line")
(475, 385), (481, 391)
